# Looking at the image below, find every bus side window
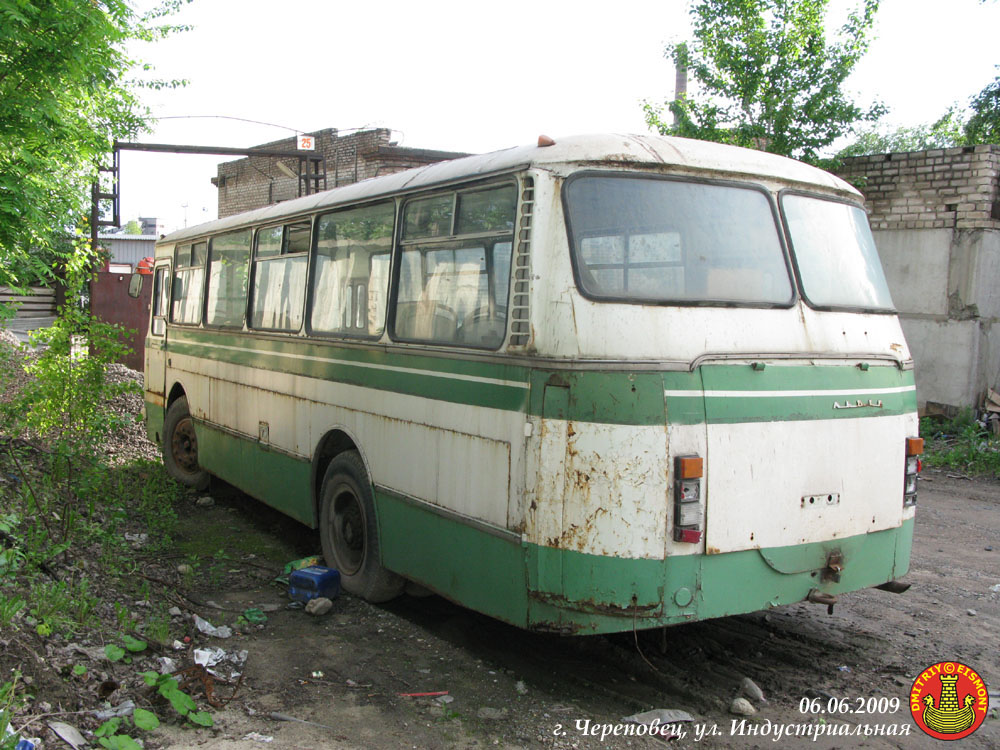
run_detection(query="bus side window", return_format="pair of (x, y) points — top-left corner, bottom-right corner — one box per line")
(310, 202), (394, 337)
(205, 229), (252, 328)
(251, 221), (310, 332)
(171, 242), (206, 325)
(394, 184), (515, 349)
(151, 266), (169, 336)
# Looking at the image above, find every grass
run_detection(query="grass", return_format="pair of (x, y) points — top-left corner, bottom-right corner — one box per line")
(920, 409), (1000, 475)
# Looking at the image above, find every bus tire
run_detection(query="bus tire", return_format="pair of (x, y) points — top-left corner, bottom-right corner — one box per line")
(163, 396), (210, 491)
(319, 451), (403, 603)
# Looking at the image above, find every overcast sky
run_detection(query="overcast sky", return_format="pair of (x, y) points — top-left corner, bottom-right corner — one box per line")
(120, 0), (1000, 234)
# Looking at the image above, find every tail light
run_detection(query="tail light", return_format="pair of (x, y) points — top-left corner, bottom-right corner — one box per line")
(904, 437), (923, 507)
(674, 455), (703, 543)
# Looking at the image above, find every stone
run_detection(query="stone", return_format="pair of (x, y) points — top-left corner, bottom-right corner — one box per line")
(477, 707), (508, 720)
(305, 597), (333, 616)
(729, 697), (757, 716)
(741, 677), (766, 703)
(196, 496), (214, 507)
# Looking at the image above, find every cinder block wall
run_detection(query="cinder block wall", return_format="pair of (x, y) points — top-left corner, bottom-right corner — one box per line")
(835, 146), (1000, 410)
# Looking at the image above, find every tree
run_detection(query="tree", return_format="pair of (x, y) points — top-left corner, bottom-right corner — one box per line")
(644, 0), (885, 163)
(0, 0), (188, 290)
(965, 71), (1000, 145)
(838, 107), (966, 157)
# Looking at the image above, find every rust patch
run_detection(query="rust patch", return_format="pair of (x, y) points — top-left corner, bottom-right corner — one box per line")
(706, 545), (721, 555)
(529, 590), (661, 618)
(528, 620), (585, 635)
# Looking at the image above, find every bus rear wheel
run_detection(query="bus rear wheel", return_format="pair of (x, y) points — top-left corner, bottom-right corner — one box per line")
(319, 451), (403, 603)
(163, 396), (210, 490)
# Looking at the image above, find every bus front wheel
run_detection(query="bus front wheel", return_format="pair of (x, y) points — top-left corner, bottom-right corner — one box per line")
(319, 451), (403, 603)
(163, 396), (210, 491)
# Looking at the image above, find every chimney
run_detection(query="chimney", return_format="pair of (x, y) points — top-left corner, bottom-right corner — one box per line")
(673, 61), (688, 127)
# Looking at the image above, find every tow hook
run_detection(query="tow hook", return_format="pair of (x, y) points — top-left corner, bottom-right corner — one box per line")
(821, 551), (843, 583)
(875, 580), (911, 594)
(807, 589), (837, 615)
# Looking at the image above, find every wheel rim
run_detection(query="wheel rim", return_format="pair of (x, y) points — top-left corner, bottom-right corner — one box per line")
(330, 487), (365, 575)
(171, 416), (200, 474)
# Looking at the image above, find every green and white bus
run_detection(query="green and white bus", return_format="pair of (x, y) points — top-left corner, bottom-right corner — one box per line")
(140, 134), (920, 635)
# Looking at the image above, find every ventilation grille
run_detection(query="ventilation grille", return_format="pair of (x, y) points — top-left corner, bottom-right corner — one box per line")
(509, 177), (533, 347)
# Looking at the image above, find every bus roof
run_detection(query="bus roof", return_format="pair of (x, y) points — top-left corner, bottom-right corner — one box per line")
(162, 133), (859, 245)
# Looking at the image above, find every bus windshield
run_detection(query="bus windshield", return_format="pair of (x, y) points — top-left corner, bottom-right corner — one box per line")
(782, 194), (894, 311)
(564, 175), (793, 306)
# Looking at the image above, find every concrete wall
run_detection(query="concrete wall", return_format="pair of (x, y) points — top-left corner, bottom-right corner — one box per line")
(213, 128), (469, 218)
(836, 146), (1000, 410)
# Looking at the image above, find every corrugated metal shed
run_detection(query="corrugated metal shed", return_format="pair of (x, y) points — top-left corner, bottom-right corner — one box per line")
(97, 233), (158, 269)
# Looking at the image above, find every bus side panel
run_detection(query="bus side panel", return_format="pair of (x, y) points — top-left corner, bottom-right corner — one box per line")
(376, 489), (530, 628)
(194, 419), (314, 526)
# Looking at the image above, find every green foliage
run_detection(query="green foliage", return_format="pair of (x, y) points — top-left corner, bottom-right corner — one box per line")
(0, 674), (23, 750)
(921, 410), (1000, 476)
(123, 635), (147, 653)
(29, 578), (99, 636)
(20, 302), (135, 459)
(644, 0), (884, 163)
(0, 0), (190, 289)
(95, 716), (143, 750)
(141, 671), (214, 726)
(132, 708), (159, 731)
(965, 71), (1000, 145)
(105, 644), (126, 662)
(0, 595), (26, 629)
(838, 107), (967, 157)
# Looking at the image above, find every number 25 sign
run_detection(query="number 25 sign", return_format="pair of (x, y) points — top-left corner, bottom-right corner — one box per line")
(297, 135), (315, 151)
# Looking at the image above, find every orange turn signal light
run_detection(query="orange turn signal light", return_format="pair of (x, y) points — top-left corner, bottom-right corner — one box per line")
(906, 437), (924, 456)
(677, 456), (703, 479)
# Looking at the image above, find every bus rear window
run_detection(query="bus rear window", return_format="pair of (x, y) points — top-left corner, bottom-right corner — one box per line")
(782, 195), (894, 311)
(565, 176), (792, 306)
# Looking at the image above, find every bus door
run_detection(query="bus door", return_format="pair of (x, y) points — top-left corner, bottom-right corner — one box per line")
(145, 261), (170, 399)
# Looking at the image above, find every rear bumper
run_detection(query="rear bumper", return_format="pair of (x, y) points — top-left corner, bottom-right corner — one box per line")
(525, 518), (914, 634)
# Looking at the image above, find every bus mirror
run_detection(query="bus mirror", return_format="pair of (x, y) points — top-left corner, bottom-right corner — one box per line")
(128, 273), (143, 298)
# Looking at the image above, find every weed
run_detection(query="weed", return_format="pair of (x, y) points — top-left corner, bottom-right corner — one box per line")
(28, 579), (99, 636)
(921, 409), (1000, 476)
(113, 602), (137, 634)
(0, 674), (23, 750)
(140, 671), (213, 727)
(143, 614), (172, 646)
(0, 595), (25, 630)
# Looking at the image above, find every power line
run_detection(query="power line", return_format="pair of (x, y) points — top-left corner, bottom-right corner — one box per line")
(151, 115), (385, 138)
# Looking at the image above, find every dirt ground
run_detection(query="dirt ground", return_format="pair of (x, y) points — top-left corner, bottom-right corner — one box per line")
(135, 468), (999, 750)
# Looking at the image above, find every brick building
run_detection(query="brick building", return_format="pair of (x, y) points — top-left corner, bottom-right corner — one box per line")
(835, 145), (1000, 410)
(213, 128), (468, 218)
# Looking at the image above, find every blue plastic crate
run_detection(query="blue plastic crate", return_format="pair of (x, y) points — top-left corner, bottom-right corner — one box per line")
(288, 565), (341, 602)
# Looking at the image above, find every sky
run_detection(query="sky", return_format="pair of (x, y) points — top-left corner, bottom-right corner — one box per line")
(119, 0), (1000, 235)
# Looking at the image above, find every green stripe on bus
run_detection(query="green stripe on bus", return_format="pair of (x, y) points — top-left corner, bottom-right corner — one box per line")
(163, 328), (915, 426)
(701, 362), (910, 391)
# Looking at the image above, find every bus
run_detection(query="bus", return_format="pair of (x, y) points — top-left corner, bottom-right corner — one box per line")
(138, 134), (920, 635)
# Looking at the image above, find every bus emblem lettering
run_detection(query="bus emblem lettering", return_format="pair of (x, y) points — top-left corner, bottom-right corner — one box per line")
(833, 399), (883, 409)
